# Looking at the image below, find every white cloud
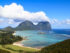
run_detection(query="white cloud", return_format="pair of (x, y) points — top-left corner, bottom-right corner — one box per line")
(51, 18), (58, 24)
(51, 18), (70, 25)
(50, 18), (70, 29)
(64, 19), (70, 24)
(50, 18), (61, 25)
(0, 18), (20, 27)
(0, 18), (4, 23)
(0, 3), (50, 23)
(8, 19), (20, 25)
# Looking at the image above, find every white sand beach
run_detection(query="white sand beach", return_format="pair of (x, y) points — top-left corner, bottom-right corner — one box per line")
(13, 40), (41, 50)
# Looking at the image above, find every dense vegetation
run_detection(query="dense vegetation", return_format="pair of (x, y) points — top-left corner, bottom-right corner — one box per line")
(0, 30), (39, 53)
(38, 39), (70, 53)
(0, 30), (23, 45)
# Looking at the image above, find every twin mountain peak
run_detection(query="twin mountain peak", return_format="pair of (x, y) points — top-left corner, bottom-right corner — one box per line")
(4, 20), (51, 31)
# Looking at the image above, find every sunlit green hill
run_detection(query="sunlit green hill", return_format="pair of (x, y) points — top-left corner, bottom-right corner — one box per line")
(0, 45), (39, 53)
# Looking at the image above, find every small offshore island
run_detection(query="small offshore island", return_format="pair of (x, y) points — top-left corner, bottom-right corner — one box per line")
(0, 21), (70, 53)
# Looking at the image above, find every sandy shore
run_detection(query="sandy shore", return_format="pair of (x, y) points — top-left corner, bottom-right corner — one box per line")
(13, 40), (24, 47)
(13, 40), (41, 50)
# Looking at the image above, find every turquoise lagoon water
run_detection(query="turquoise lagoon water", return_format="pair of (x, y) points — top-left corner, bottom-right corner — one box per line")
(15, 30), (70, 48)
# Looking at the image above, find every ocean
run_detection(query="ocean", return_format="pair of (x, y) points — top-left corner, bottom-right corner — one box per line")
(15, 29), (70, 48)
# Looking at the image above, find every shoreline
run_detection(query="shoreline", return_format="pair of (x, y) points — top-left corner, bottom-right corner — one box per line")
(13, 40), (41, 50)
(12, 31), (41, 50)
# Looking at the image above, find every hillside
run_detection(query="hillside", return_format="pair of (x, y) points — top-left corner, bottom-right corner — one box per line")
(3, 26), (14, 32)
(0, 45), (39, 53)
(38, 39), (70, 53)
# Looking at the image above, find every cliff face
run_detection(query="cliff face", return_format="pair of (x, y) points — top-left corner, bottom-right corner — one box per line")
(15, 20), (51, 31)
(37, 21), (51, 30)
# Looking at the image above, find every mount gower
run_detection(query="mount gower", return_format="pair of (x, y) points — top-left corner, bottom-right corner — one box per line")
(4, 20), (51, 31)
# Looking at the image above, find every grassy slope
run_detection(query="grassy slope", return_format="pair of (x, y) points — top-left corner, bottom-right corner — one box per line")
(0, 45), (39, 53)
(39, 39), (70, 53)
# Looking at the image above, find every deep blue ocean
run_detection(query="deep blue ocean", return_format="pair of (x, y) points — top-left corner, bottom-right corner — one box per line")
(15, 29), (70, 48)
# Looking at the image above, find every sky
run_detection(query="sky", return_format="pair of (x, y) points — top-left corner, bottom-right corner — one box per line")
(0, 0), (70, 29)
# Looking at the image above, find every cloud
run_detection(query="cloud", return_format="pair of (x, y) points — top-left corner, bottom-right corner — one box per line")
(64, 19), (70, 24)
(0, 3), (50, 23)
(51, 18), (58, 24)
(0, 18), (20, 28)
(50, 18), (61, 25)
(51, 18), (70, 25)
(0, 18), (4, 23)
(50, 18), (70, 29)
(8, 19), (20, 25)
